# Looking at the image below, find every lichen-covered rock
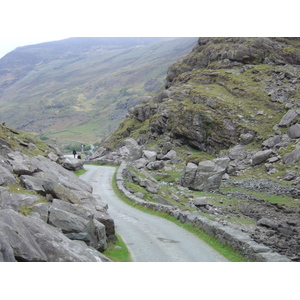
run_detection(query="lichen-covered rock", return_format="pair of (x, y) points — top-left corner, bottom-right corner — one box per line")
(181, 158), (229, 191)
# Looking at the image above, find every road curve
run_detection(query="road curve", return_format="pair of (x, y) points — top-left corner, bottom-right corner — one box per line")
(81, 165), (228, 262)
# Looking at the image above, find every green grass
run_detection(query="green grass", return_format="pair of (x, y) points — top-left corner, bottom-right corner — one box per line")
(103, 233), (133, 262)
(73, 168), (87, 177)
(220, 185), (300, 208)
(111, 167), (250, 262)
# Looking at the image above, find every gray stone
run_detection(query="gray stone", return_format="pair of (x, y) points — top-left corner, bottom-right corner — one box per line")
(278, 109), (300, 127)
(42, 181), (82, 204)
(143, 150), (157, 162)
(88, 147), (106, 160)
(180, 162), (198, 187)
(171, 193), (181, 202)
(257, 218), (278, 229)
(139, 178), (159, 194)
(0, 231), (16, 262)
(181, 158), (229, 191)
(19, 175), (47, 194)
(0, 160), (17, 186)
(147, 161), (164, 170)
(49, 199), (107, 251)
(47, 152), (59, 162)
(240, 133), (254, 145)
(251, 149), (273, 166)
(0, 187), (40, 211)
(283, 143), (300, 164)
(193, 197), (208, 206)
(262, 135), (282, 148)
(258, 252), (291, 262)
(118, 138), (142, 160)
(162, 149), (177, 160)
(76, 191), (116, 242)
(7, 152), (40, 175)
(30, 203), (50, 222)
(283, 170), (298, 181)
(228, 145), (245, 160)
(161, 142), (174, 155)
(132, 158), (149, 169)
(0, 209), (107, 262)
(287, 123), (300, 138)
(61, 157), (84, 171)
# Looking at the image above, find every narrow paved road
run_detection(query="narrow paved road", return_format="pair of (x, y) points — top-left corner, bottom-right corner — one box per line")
(81, 165), (228, 262)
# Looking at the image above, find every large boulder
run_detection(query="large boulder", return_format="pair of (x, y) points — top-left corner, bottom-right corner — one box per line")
(118, 138), (143, 161)
(287, 124), (300, 139)
(7, 152), (40, 175)
(61, 157), (84, 171)
(42, 181), (82, 204)
(48, 199), (107, 252)
(0, 209), (109, 262)
(0, 158), (17, 185)
(181, 158), (230, 191)
(251, 149), (273, 166)
(142, 150), (157, 162)
(138, 178), (159, 194)
(283, 142), (300, 164)
(76, 191), (116, 242)
(278, 109), (300, 127)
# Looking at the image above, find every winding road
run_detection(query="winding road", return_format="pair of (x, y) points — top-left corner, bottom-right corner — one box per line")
(81, 165), (228, 262)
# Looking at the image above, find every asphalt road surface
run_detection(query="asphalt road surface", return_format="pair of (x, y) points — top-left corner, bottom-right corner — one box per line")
(81, 165), (228, 262)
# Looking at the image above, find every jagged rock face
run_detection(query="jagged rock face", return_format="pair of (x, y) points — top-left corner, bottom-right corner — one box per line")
(0, 125), (115, 261)
(106, 37), (300, 154)
(166, 37), (300, 80)
(0, 209), (108, 262)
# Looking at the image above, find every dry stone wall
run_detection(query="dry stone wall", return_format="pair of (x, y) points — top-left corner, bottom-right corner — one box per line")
(116, 161), (290, 262)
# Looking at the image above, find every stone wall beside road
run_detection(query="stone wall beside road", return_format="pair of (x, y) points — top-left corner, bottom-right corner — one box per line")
(116, 162), (290, 262)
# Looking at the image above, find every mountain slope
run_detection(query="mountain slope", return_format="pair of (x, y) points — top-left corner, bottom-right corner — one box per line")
(0, 37), (198, 143)
(106, 37), (300, 152)
(97, 37), (300, 261)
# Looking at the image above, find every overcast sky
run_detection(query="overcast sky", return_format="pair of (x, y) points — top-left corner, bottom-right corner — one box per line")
(0, 1), (296, 58)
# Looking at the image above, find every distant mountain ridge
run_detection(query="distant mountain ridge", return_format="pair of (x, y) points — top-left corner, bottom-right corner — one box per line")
(0, 37), (197, 144)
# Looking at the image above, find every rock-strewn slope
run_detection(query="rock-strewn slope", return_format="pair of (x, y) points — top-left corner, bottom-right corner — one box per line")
(96, 38), (300, 261)
(107, 37), (300, 152)
(0, 124), (115, 262)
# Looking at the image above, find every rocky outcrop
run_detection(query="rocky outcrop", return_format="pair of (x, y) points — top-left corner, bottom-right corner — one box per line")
(0, 125), (115, 262)
(0, 209), (110, 262)
(181, 158), (230, 191)
(104, 38), (300, 157)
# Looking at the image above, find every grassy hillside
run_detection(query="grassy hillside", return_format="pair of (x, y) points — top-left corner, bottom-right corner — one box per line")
(0, 37), (197, 145)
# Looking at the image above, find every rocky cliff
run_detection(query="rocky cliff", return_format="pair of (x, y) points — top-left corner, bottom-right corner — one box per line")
(0, 124), (115, 262)
(107, 37), (300, 153)
(95, 38), (300, 261)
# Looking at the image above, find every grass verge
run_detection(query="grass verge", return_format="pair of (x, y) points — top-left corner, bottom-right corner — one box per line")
(73, 168), (87, 177)
(103, 233), (133, 262)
